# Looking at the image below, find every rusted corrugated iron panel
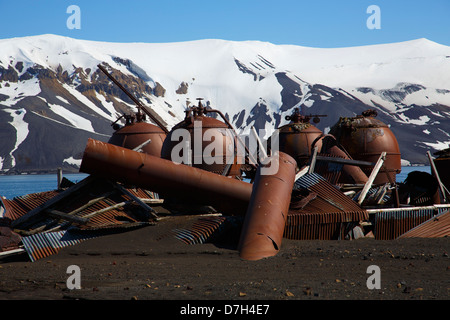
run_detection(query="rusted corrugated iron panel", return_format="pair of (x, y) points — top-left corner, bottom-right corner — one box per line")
(171, 216), (227, 244)
(398, 210), (450, 238)
(294, 173), (367, 215)
(314, 153), (344, 185)
(21, 230), (98, 262)
(285, 172), (368, 240)
(373, 208), (436, 240)
(2, 191), (59, 221)
(284, 211), (367, 240)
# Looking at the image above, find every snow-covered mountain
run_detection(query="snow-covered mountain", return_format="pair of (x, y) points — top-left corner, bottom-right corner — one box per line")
(1, 34), (449, 173)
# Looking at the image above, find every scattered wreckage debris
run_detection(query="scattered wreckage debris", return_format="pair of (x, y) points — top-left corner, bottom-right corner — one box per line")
(0, 175), (162, 261)
(1, 73), (449, 262)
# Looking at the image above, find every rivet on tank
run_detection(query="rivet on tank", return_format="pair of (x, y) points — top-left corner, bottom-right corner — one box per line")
(329, 109), (401, 184)
(161, 98), (243, 178)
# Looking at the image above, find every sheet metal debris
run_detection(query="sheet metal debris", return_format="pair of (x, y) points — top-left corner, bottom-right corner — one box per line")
(171, 216), (227, 245)
(284, 172), (369, 240)
(398, 210), (450, 238)
(21, 230), (99, 262)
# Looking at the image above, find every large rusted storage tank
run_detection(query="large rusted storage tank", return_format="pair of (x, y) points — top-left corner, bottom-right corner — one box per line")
(108, 114), (167, 157)
(329, 109), (401, 184)
(433, 146), (450, 192)
(275, 108), (324, 167)
(161, 100), (241, 177)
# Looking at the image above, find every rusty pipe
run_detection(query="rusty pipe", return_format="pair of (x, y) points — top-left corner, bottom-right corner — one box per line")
(237, 152), (297, 261)
(79, 139), (252, 215)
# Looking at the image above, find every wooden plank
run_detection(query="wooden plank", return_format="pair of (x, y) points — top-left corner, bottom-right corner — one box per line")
(358, 152), (386, 205)
(112, 182), (159, 219)
(46, 210), (88, 225)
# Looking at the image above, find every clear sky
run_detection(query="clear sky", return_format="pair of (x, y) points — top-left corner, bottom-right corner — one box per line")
(1, 0), (449, 48)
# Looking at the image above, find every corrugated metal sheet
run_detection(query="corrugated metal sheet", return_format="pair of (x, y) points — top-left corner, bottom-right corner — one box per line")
(171, 216), (227, 245)
(314, 153), (344, 185)
(366, 205), (450, 240)
(372, 208), (435, 240)
(285, 173), (368, 240)
(2, 191), (59, 221)
(3, 180), (158, 232)
(21, 230), (98, 262)
(398, 210), (450, 238)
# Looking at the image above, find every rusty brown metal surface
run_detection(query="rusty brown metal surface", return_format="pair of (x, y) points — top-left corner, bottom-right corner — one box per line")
(433, 155), (450, 192)
(317, 135), (369, 184)
(329, 110), (401, 184)
(2, 191), (59, 221)
(161, 101), (242, 176)
(238, 152), (297, 261)
(108, 121), (167, 157)
(276, 109), (324, 167)
(398, 210), (450, 238)
(284, 172), (368, 240)
(80, 139), (252, 216)
(3, 179), (159, 232)
(370, 207), (439, 240)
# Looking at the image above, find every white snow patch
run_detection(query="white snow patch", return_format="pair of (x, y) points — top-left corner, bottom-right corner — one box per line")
(55, 95), (69, 104)
(401, 159), (411, 166)
(0, 78), (41, 106)
(63, 156), (81, 167)
(422, 140), (450, 150)
(48, 103), (95, 132)
(4, 108), (29, 167)
(61, 83), (116, 121)
(423, 129), (430, 135)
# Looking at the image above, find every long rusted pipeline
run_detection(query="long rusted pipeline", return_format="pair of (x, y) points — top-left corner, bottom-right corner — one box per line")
(237, 152), (297, 261)
(79, 139), (252, 215)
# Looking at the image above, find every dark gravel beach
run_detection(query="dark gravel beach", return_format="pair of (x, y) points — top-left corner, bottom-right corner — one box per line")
(0, 214), (448, 304)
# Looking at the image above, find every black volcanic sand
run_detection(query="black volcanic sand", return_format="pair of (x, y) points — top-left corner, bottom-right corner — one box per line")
(0, 214), (448, 305)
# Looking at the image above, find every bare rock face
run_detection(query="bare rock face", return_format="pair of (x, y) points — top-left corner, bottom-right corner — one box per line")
(153, 82), (166, 97)
(176, 82), (189, 94)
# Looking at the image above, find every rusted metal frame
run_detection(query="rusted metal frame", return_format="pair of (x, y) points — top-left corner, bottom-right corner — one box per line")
(315, 155), (375, 167)
(97, 64), (169, 134)
(110, 181), (159, 220)
(357, 152), (386, 205)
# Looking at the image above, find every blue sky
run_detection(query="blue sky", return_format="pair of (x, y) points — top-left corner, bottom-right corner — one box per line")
(1, 0), (449, 47)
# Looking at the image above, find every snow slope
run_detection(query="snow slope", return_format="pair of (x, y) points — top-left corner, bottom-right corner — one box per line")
(0, 34), (450, 171)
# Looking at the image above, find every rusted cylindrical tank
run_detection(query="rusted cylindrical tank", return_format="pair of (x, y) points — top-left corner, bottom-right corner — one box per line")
(80, 139), (252, 216)
(275, 108), (324, 167)
(238, 152), (297, 261)
(433, 146), (450, 192)
(329, 109), (401, 184)
(108, 114), (167, 157)
(161, 100), (241, 177)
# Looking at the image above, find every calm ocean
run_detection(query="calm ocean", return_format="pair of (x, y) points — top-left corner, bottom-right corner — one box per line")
(0, 166), (431, 200)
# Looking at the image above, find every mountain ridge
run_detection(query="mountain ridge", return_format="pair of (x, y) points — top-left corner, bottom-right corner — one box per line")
(1, 34), (449, 173)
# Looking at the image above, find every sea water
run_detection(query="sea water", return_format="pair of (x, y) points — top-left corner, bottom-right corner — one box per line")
(0, 167), (431, 200)
(0, 173), (89, 199)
